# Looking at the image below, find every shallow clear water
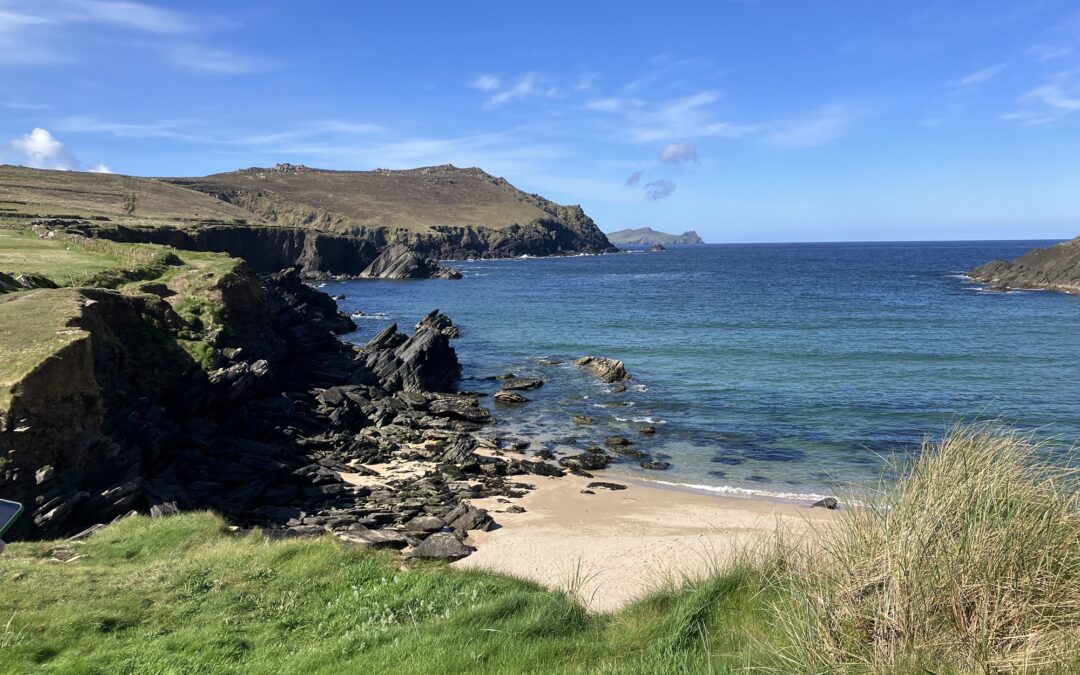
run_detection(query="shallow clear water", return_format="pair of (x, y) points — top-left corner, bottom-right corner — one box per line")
(328, 241), (1080, 498)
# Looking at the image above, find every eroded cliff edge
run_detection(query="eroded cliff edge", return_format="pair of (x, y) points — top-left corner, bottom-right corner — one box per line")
(970, 236), (1080, 294)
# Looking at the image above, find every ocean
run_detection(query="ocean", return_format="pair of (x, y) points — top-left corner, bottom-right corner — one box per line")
(326, 241), (1080, 500)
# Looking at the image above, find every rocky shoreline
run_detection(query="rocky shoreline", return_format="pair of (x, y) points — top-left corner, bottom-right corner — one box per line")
(969, 236), (1080, 294)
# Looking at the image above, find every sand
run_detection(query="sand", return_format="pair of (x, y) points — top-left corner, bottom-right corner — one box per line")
(453, 473), (837, 613)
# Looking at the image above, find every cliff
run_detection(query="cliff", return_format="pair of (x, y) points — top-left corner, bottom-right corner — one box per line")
(0, 232), (560, 544)
(606, 227), (705, 246)
(0, 163), (614, 278)
(969, 237), (1080, 294)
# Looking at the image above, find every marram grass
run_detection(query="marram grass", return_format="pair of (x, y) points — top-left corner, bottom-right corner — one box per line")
(777, 424), (1080, 673)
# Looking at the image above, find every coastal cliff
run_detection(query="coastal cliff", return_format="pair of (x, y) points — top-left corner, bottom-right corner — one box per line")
(0, 163), (615, 279)
(970, 236), (1080, 294)
(0, 232), (561, 545)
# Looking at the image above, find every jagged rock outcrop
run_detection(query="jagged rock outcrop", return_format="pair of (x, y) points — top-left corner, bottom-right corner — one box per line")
(575, 356), (630, 383)
(359, 320), (462, 393)
(359, 244), (461, 280)
(415, 310), (459, 338)
(970, 237), (1080, 294)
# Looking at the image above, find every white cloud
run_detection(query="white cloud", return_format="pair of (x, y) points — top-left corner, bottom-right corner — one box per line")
(7, 127), (110, 172)
(764, 104), (862, 148)
(469, 74), (501, 91)
(66, 0), (196, 34)
(951, 64), (1006, 87)
(585, 97), (643, 113)
(659, 141), (698, 165)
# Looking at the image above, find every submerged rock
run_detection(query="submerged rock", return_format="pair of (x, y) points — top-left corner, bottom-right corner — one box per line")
(575, 356), (629, 383)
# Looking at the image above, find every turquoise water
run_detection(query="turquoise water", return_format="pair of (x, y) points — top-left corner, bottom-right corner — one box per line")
(329, 241), (1080, 498)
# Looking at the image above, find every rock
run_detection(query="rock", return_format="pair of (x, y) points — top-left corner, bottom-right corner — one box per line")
(404, 515), (446, 532)
(637, 426), (656, 434)
(360, 244), (462, 280)
(360, 322), (462, 392)
(572, 415), (595, 426)
(580, 489), (595, 495)
(447, 505), (493, 533)
(575, 356), (629, 383)
(605, 436), (631, 447)
(150, 501), (180, 518)
(811, 497), (839, 510)
(505, 505), (526, 514)
(587, 481), (627, 491)
(407, 532), (475, 560)
(494, 390), (529, 404)
(649, 243), (666, 252)
(499, 377), (544, 391)
(336, 527), (409, 549)
(428, 397), (492, 423)
(609, 383), (627, 393)
(415, 310), (460, 338)
(969, 236), (1080, 294)
(559, 453), (611, 471)
(538, 359), (563, 366)
(639, 461), (672, 471)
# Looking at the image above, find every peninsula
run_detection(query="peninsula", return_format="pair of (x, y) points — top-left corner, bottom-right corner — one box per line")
(606, 227), (705, 246)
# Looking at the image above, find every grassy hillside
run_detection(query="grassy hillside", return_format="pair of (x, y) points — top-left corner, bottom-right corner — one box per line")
(0, 165), (256, 226)
(1, 426), (1077, 673)
(169, 164), (574, 234)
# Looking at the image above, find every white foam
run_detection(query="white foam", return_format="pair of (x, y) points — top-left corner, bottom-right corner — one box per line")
(649, 479), (832, 503)
(351, 312), (391, 320)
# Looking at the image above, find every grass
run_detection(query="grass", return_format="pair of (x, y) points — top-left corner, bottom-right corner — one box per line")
(0, 515), (787, 674)
(0, 288), (87, 414)
(779, 424), (1080, 672)
(0, 229), (125, 286)
(0, 426), (1076, 672)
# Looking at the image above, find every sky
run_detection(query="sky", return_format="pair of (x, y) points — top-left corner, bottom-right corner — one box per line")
(2, 1), (1080, 242)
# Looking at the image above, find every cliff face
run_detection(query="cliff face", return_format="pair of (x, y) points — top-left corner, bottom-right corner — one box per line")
(970, 237), (1080, 294)
(1, 163), (615, 279)
(606, 227), (705, 246)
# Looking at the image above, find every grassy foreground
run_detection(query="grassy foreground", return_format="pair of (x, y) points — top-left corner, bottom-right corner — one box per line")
(0, 426), (1077, 673)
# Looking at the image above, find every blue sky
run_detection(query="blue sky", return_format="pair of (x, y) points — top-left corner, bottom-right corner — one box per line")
(2, 1), (1079, 242)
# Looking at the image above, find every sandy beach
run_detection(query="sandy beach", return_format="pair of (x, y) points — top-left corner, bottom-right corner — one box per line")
(454, 472), (837, 612)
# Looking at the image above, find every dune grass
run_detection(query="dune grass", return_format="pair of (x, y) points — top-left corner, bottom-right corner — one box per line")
(0, 425), (1076, 673)
(779, 424), (1080, 672)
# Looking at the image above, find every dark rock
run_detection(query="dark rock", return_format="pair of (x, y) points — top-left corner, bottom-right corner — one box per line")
(559, 453), (611, 471)
(605, 436), (631, 447)
(969, 236), (1080, 294)
(336, 527), (409, 549)
(637, 426), (656, 434)
(428, 397), (491, 423)
(415, 310), (460, 338)
(572, 415), (595, 426)
(587, 481), (627, 491)
(811, 497), (839, 510)
(494, 390), (529, 403)
(575, 356), (629, 383)
(407, 532), (475, 560)
(505, 505), (526, 514)
(360, 244), (462, 280)
(499, 377), (544, 391)
(639, 461), (672, 471)
(404, 515), (446, 532)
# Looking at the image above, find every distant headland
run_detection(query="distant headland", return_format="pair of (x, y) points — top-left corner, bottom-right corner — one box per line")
(606, 227), (705, 246)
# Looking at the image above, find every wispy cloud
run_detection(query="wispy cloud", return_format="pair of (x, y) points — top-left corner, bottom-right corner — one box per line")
(0, 0), (264, 74)
(1005, 71), (1080, 125)
(168, 45), (272, 75)
(482, 73), (560, 109)
(625, 170), (643, 186)
(469, 74), (501, 92)
(951, 63), (1006, 87)
(764, 104), (864, 148)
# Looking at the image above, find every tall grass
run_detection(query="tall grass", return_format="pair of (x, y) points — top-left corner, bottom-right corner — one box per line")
(780, 424), (1080, 672)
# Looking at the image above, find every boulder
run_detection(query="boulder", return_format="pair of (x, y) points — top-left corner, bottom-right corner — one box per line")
(559, 453), (611, 471)
(494, 390), (529, 404)
(336, 527), (409, 549)
(587, 481), (627, 491)
(499, 377), (544, 391)
(811, 497), (839, 510)
(360, 323), (461, 392)
(572, 415), (595, 426)
(407, 532), (475, 560)
(575, 356), (629, 383)
(428, 397), (492, 423)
